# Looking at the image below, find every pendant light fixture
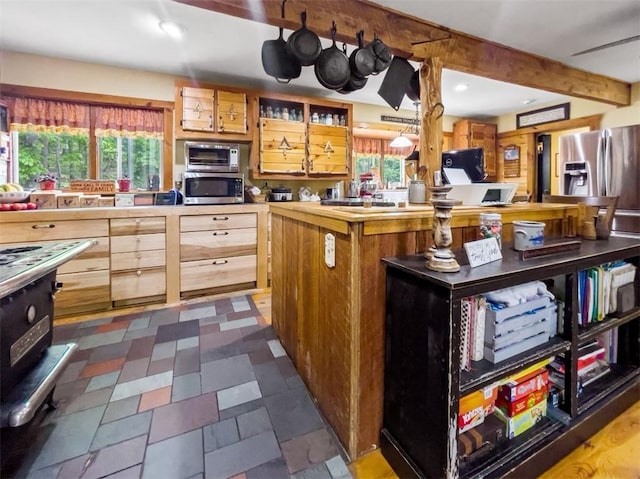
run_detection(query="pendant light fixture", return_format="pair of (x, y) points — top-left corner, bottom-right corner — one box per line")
(390, 101), (420, 148)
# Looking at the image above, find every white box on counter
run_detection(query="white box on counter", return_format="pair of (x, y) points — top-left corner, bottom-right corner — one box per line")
(115, 193), (135, 207)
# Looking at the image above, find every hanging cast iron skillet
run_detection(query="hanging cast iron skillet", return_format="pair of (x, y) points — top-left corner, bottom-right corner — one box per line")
(286, 10), (322, 66)
(349, 30), (375, 78)
(314, 23), (350, 90)
(261, 1), (301, 83)
(365, 33), (393, 75)
(405, 69), (420, 102)
(338, 45), (368, 94)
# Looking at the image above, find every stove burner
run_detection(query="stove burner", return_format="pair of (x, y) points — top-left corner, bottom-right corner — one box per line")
(0, 246), (42, 255)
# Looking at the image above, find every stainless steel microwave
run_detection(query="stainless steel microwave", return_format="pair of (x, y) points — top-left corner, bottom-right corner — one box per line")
(184, 141), (239, 172)
(183, 172), (244, 205)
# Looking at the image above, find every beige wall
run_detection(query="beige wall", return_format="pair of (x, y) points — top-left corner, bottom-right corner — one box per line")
(496, 82), (640, 132)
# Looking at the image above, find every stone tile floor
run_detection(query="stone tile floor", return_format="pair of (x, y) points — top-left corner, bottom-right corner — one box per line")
(1, 295), (352, 479)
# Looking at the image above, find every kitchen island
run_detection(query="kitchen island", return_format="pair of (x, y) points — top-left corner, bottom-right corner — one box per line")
(268, 201), (578, 459)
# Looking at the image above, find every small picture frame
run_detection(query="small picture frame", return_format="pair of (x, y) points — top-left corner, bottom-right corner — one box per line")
(504, 145), (520, 161)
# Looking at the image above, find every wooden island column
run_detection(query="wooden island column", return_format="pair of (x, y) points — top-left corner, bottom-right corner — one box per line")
(269, 202), (578, 459)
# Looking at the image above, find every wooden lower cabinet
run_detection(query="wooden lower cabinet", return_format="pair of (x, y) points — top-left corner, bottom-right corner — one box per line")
(111, 267), (167, 301)
(0, 220), (111, 316)
(109, 218), (166, 304)
(180, 255), (257, 292)
(0, 204), (270, 317)
(180, 212), (258, 296)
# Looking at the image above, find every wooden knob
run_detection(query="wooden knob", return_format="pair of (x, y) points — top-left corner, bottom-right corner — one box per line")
(135, 219), (141, 224)
(136, 270), (142, 276)
(137, 252), (142, 259)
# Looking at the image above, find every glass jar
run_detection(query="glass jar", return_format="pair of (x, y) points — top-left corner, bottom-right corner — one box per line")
(339, 114), (345, 126)
(266, 106), (273, 118)
(282, 107), (289, 121)
(311, 112), (319, 123)
(479, 213), (502, 249)
(333, 114), (340, 125)
(274, 107), (281, 119)
(259, 105), (265, 118)
(298, 109), (304, 122)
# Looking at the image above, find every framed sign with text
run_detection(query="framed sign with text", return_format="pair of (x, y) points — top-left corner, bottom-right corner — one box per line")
(516, 103), (570, 129)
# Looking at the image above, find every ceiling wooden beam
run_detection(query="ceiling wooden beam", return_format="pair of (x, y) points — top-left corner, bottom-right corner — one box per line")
(173, 0), (630, 107)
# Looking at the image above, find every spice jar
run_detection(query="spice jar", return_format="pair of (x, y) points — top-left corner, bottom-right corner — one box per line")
(479, 213), (502, 249)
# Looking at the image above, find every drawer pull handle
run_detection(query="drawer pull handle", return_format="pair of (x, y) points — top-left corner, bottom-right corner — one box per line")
(32, 224), (55, 229)
(212, 216), (229, 221)
(137, 253), (142, 259)
(135, 219), (141, 224)
(136, 270), (142, 276)
(136, 237), (141, 242)
(212, 259), (228, 265)
(212, 231), (229, 236)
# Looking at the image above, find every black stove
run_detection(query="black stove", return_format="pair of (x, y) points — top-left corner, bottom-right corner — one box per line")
(0, 240), (94, 429)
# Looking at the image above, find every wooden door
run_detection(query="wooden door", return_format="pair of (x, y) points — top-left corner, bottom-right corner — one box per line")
(181, 87), (214, 132)
(307, 123), (349, 175)
(216, 90), (247, 134)
(259, 118), (307, 174)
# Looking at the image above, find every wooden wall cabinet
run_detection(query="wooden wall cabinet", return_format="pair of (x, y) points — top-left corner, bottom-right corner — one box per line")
(175, 81), (250, 140)
(253, 93), (352, 180)
(453, 119), (498, 180)
(381, 238), (640, 479)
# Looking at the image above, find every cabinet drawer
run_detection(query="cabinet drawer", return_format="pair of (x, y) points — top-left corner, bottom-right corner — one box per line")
(111, 249), (166, 271)
(180, 254), (257, 292)
(0, 219), (109, 243)
(111, 267), (166, 301)
(55, 270), (111, 309)
(180, 213), (256, 232)
(58, 236), (110, 274)
(110, 217), (165, 236)
(111, 233), (166, 253)
(180, 228), (257, 261)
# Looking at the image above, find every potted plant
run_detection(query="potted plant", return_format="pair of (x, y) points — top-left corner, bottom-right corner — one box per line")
(35, 173), (57, 190)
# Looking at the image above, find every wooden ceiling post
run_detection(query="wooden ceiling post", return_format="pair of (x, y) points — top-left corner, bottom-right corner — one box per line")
(419, 57), (444, 193)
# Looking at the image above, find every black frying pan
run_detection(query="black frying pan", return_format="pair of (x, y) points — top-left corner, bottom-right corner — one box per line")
(287, 10), (322, 66)
(349, 30), (375, 78)
(261, 1), (301, 83)
(314, 23), (350, 90)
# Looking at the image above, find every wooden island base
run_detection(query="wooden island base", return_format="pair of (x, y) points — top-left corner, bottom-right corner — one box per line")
(269, 201), (578, 459)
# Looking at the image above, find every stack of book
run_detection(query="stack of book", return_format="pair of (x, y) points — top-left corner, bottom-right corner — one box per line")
(547, 338), (611, 396)
(577, 261), (636, 326)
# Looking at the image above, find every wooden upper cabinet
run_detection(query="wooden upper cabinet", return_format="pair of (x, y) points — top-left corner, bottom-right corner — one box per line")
(216, 90), (247, 134)
(453, 119), (498, 179)
(307, 123), (349, 175)
(253, 94), (352, 179)
(259, 118), (307, 175)
(181, 86), (214, 132)
(175, 80), (250, 141)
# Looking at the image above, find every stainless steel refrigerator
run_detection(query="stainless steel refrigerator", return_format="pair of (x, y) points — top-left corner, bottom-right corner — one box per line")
(559, 125), (640, 238)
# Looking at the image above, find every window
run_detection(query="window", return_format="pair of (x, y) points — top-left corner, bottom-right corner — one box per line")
(1, 86), (173, 190)
(353, 137), (413, 188)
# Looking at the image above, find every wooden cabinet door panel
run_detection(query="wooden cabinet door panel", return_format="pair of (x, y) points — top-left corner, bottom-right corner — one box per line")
(0, 219), (109, 243)
(307, 124), (349, 174)
(110, 217), (165, 236)
(180, 213), (256, 232)
(58, 236), (110, 274)
(111, 249), (166, 271)
(216, 90), (247, 134)
(55, 270), (111, 309)
(110, 233), (166, 253)
(180, 228), (257, 261)
(180, 254), (257, 292)
(111, 267), (166, 300)
(182, 86), (214, 132)
(260, 119), (307, 174)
